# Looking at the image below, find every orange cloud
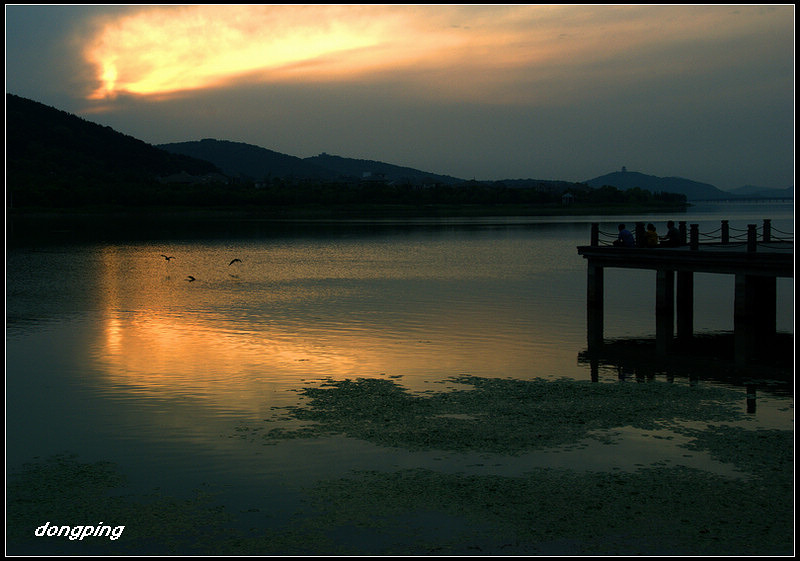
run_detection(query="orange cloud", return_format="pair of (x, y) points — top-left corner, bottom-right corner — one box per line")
(85, 5), (444, 99)
(82, 5), (792, 104)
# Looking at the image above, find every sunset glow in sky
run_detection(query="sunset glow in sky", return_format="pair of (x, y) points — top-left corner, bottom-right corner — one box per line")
(5, 4), (795, 190)
(85, 5), (404, 99)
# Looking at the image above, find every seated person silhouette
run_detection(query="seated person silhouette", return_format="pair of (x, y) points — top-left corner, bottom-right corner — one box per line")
(613, 224), (635, 247)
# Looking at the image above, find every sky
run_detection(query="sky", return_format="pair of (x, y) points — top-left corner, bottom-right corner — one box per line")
(5, 4), (795, 190)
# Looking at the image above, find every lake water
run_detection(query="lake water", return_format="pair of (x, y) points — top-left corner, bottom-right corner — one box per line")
(6, 201), (794, 555)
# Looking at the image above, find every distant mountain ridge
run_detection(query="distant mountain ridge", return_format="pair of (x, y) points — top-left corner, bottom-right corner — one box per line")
(584, 171), (726, 200)
(162, 140), (791, 201)
(6, 94), (219, 182)
(161, 139), (791, 201)
(6, 93), (792, 206)
(303, 152), (464, 185)
(6, 93), (224, 207)
(158, 139), (465, 185)
(156, 139), (336, 181)
(584, 170), (793, 201)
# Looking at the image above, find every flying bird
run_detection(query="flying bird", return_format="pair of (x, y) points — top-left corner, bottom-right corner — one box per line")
(161, 254), (175, 261)
(186, 275), (196, 282)
(229, 258), (242, 266)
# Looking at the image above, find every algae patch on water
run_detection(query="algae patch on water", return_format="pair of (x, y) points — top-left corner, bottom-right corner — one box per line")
(10, 376), (789, 555)
(224, 376), (792, 554)
(253, 375), (749, 454)
(301, 457), (793, 556)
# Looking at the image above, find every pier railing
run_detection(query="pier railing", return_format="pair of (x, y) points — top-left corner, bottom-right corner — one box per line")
(591, 220), (793, 252)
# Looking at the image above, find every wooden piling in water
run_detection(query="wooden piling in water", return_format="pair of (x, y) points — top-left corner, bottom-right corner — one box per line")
(577, 219), (792, 366)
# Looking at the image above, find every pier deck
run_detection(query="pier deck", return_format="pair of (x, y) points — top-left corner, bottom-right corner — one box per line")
(577, 220), (793, 366)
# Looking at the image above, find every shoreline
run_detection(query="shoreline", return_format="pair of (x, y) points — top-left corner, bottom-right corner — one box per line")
(7, 201), (692, 222)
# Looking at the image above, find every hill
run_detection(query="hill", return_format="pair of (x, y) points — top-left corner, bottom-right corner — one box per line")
(157, 139), (337, 181)
(4, 93), (711, 212)
(303, 152), (464, 185)
(584, 170), (728, 201)
(6, 93), (223, 207)
(158, 140), (465, 185)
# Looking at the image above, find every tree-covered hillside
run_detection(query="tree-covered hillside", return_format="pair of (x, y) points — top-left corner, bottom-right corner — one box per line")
(584, 170), (727, 200)
(6, 94), (687, 214)
(158, 139), (337, 181)
(158, 140), (466, 185)
(6, 94), (222, 207)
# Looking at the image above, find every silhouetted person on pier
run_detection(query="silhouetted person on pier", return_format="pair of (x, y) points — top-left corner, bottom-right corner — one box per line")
(645, 223), (659, 247)
(659, 221), (681, 247)
(613, 224), (635, 247)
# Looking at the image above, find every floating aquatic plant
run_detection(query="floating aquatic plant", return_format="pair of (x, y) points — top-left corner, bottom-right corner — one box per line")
(302, 462), (794, 555)
(223, 375), (792, 555)
(255, 375), (749, 454)
(9, 375), (791, 556)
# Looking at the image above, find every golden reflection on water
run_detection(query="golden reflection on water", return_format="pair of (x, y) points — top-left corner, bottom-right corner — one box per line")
(89, 243), (579, 412)
(96, 309), (359, 384)
(92, 305), (571, 407)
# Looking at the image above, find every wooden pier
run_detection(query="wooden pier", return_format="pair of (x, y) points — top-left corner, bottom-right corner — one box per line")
(577, 220), (793, 366)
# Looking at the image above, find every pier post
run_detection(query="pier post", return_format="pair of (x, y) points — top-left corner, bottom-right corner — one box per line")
(676, 271), (693, 343)
(578, 216), (790, 368)
(759, 277), (777, 341)
(656, 269), (675, 355)
(679, 221), (687, 245)
(587, 261), (604, 351)
(763, 219), (772, 242)
(746, 384), (757, 414)
(689, 224), (699, 250)
(753, 276), (777, 352)
(747, 224), (758, 252)
(734, 274), (758, 365)
(734, 274), (777, 365)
